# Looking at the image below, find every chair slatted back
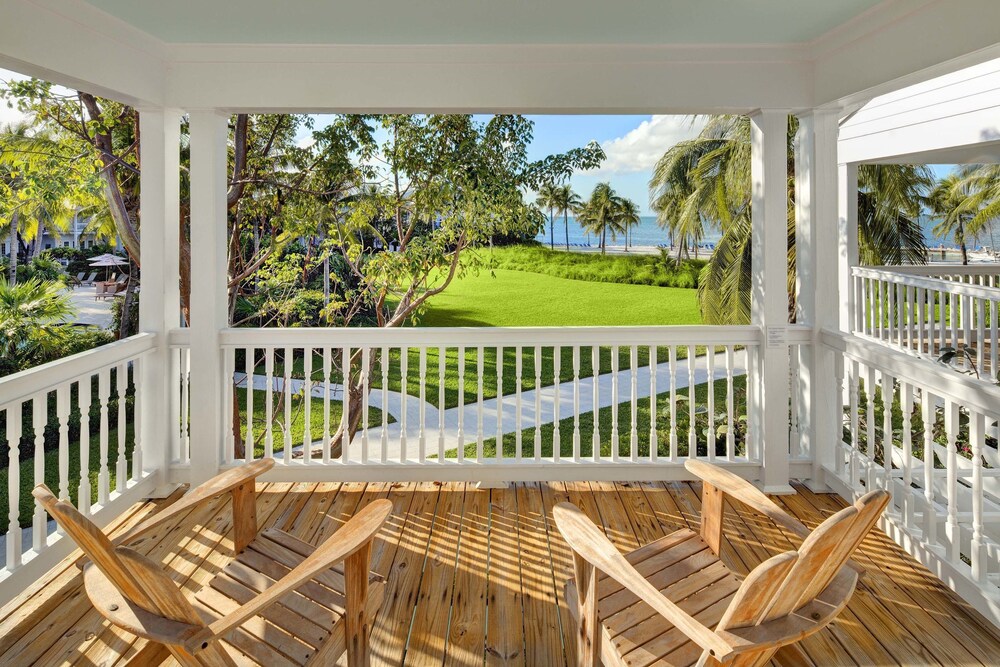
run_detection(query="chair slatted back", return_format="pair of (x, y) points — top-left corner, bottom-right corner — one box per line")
(717, 551), (798, 631)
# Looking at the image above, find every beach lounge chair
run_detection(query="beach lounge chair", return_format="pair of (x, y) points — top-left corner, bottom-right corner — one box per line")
(81, 271), (98, 286)
(31, 458), (391, 666)
(554, 459), (888, 667)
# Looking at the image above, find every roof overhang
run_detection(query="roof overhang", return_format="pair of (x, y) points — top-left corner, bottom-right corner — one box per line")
(2, 0), (1000, 115)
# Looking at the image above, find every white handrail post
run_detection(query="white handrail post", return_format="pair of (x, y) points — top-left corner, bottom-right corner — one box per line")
(187, 110), (228, 484)
(838, 162), (860, 333)
(750, 110), (793, 494)
(138, 108), (182, 494)
(794, 110), (840, 490)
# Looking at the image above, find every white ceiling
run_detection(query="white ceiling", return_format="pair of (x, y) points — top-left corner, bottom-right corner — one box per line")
(81, 0), (884, 45)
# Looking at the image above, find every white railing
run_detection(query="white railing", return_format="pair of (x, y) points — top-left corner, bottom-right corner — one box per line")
(852, 265), (1000, 378)
(822, 329), (1000, 624)
(0, 333), (157, 604)
(162, 326), (788, 482)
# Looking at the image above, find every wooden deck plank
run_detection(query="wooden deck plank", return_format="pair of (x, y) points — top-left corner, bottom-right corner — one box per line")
(1, 480), (997, 667)
(368, 481), (441, 665)
(484, 485), (525, 666)
(515, 481), (567, 667)
(443, 486), (490, 667)
(405, 481), (468, 665)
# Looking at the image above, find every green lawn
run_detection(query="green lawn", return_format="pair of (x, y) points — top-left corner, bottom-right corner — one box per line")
(449, 376), (749, 460)
(415, 268), (700, 327)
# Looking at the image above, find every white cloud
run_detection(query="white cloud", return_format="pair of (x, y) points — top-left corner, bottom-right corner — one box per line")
(593, 115), (707, 176)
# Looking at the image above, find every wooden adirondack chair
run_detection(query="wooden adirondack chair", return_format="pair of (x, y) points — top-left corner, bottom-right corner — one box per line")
(32, 458), (392, 666)
(554, 460), (889, 667)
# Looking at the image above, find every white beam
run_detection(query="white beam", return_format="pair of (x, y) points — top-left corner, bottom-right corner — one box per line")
(794, 110), (840, 489)
(837, 163), (860, 333)
(750, 110), (793, 494)
(187, 110), (229, 484)
(138, 108), (182, 492)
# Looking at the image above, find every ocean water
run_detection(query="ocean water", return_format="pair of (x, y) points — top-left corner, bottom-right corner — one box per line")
(535, 215), (989, 252)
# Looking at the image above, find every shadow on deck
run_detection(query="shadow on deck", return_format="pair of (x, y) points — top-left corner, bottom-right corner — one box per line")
(1, 480), (998, 665)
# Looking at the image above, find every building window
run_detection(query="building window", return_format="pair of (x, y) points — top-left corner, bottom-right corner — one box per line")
(44, 243), (51, 250)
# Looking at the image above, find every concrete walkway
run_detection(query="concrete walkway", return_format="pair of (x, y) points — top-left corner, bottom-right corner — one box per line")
(234, 350), (747, 459)
(64, 285), (113, 328)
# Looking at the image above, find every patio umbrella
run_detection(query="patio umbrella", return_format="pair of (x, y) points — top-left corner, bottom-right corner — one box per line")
(88, 253), (128, 282)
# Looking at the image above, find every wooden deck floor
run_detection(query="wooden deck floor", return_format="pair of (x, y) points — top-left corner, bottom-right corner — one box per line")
(2, 480), (999, 666)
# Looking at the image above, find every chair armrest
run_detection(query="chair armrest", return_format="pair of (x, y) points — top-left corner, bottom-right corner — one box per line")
(553, 503), (743, 662)
(114, 458), (275, 546)
(685, 460), (810, 539)
(184, 498), (393, 654)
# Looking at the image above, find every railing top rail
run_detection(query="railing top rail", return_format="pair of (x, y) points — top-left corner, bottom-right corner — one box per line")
(0, 332), (156, 407)
(861, 263), (1000, 276)
(821, 328), (1000, 416)
(214, 324), (767, 347)
(851, 266), (1000, 300)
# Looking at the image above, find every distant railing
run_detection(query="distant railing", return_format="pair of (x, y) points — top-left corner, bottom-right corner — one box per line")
(852, 265), (1000, 378)
(822, 329), (1000, 624)
(0, 333), (157, 604)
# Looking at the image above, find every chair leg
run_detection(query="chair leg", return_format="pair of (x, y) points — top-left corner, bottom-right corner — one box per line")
(345, 542), (372, 667)
(573, 553), (601, 667)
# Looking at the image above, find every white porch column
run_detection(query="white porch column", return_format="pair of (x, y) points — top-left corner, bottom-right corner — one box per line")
(188, 111), (229, 484)
(750, 110), (793, 494)
(838, 163), (860, 332)
(138, 108), (181, 492)
(794, 110), (840, 489)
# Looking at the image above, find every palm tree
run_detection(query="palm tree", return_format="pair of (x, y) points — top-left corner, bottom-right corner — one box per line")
(0, 277), (74, 375)
(551, 184), (583, 250)
(617, 198), (641, 252)
(649, 115), (930, 324)
(927, 172), (977, 264)
(577, 183), (636, 255)
(535, 182), (559, 249)
(952, 164), (1000, 256)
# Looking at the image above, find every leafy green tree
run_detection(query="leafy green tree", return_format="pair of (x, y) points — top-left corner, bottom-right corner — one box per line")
(927, 173), (975, 264)
(551, 184), (582, 250)
(649, 115), (930, 324)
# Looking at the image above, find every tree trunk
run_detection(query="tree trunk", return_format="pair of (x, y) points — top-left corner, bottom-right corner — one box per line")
(119, 267), (138, 339)
(232, 380), (245, 459)
(959, 220), (969, 265)
(601, 227), (606, 255)
(8, 213), (18, 284)
(549, 207), (554, 249)
(564, 211), (570, 250)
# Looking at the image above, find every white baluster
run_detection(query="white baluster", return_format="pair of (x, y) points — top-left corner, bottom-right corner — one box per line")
(629, 346), (638, 462)
(418, 347), (426, 463)
(916, 286), (926, 355)
(457, 346), (465, 462)
(944, 399), (960, 563)
(725, 346), (734, 461)
(591, 346), (600, 462)
(56, 385), (70, 502)
(789, 347), (801, 458)
(572, 345), (580, 461)
(361, 347), (370, 464)
(687, 347), (696, 458)
(98, 369), (111, 505)
(921, 388), (937, 545)
(649, 345), (658, 462)
(976, 299), (985, 377)
(6, 402), (23, 569)
(476, 346), (484, 462)
(495, 346), (503, 461)
(706, 347), (716, 460)
(553, 346), (561, 462)
(32, 394), (46, 551)
(180, 348), (190, 463)
(131, 356), (142, 482)
(245, 347), (255, 463)
(880, 371), (893, 494)
(77, 377), (91, 517)
(900, 380), (913, 528)
(264, 347), (274, 460)
(610, 346), (619, 461)
(515, 346), (523, 461)
(303, 347), (313, 463)
(323, 347), (332, 463)
(970, 410), (987, 583)
(116, 363), (127, 493)
(381, 347), (389, 463)
(283, 346), (292, 465)
(849, 359), (860, 489)
(400, 347), (408, 462)
(222, 349), (234, 465)
(439, 347), (447, 462)
(990, 298), (998, 379)
(669, 345), (678, 461)
(533, 345), (541, 462)
(865, 364), (877, 489)
(342, 346), (352, 463)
